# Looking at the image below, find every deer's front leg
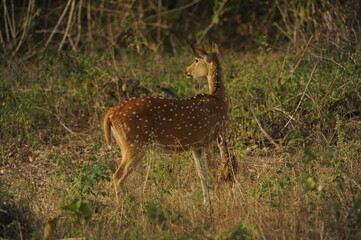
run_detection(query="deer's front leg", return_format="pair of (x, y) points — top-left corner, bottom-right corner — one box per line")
(192, 149), (210, 205)
(217, 134), (237, 181)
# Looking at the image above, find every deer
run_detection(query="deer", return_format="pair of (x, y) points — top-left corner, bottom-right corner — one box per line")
(103, 43), (236, 205)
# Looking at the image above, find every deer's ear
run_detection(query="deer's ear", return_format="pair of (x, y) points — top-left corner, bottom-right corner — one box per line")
(191, 46), (207, 59)
(212, 42), (223, 59)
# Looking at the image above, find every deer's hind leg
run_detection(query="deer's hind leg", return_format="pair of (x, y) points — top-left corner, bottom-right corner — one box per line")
(113, 149), (145, 202)
(217, 134), (238, 181)
(110, 125), (145, 202)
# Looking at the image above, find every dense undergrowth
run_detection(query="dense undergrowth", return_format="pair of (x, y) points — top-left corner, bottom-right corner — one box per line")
(0, 43), (360, 239)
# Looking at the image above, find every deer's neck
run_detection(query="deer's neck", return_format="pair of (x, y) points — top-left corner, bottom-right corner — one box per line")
(207, 61), (226, 96)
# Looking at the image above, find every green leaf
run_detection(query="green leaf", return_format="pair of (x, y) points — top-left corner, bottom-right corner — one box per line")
(62, 197), (92, 221)
(212, 15), (219, 24)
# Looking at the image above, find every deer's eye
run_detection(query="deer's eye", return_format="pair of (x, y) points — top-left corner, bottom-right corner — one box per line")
(195, 59), (199, 63)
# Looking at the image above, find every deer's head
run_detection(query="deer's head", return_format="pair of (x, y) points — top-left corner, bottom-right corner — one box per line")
(184, 43), (222, 79)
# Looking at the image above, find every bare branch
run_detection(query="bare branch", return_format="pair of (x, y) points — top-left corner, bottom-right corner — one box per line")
(291, 35), (313, 73)
(142, 0), (201, 22)
(251, 109), (281, 149)
(13, 0), (35, 56)
(45, 0), (72, 48)
(34, 106), (77, 135)
(197, 0), (227, 45)
(282, 61), (319, 131)
(58, 0), (76, 51)
(74, 0), (83, 49)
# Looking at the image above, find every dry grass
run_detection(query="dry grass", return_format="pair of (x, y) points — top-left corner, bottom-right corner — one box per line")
(1, 132), (360, 239)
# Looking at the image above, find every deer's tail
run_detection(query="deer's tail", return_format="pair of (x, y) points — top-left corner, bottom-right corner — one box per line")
(103, 110), (113, 150)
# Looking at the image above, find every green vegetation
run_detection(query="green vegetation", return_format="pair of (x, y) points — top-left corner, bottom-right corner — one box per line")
(1, 42), (360, 239)
(1, 0), (361, 239)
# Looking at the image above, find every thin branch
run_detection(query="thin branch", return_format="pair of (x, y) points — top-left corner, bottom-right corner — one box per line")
(58, 0), (75, 51)
(86, 0), (93, 43)
(197, 0), (227, 45)
(74, 0), (83, 49)
(270, 107), (295, 121)
(0, 27), (5, 51)
(343, 172), (361, 191)
(6, 0), (15, 38)
(45, 0), (72, 48)
(156, 0), (162, 44)
(10, 0), (15, 38)
(294, 63), (318, 113)
(34, 106), (77, 135)
(142, 0), (201, 22)
(250, 109), (281, 149)
(13, 0), (35, 56)
(282, 61), (318, 131)
(278, 55), (288, 83)
(56, 117), (76, 135)
(291, 35), (313, 73)
(310, 53), (346, 70)
(273, 22), (292, 41)
(67, 31), (76, 50)
(145, 22), (169, 29)
(273, 93), (303, 109)
(3, 0), (11, 41)
(329, 40), (356, 64)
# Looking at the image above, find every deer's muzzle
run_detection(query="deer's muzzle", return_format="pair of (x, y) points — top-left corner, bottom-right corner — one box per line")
(184, 71), (192, 78)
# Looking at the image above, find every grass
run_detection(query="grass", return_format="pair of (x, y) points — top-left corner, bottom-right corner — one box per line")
(0, 45), (360, 239)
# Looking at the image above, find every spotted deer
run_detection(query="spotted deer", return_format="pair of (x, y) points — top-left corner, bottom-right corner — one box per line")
(103, 43), (236, 204)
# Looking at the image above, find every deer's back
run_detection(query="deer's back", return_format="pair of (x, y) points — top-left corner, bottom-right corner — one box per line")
(108, 95), (228, 151)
